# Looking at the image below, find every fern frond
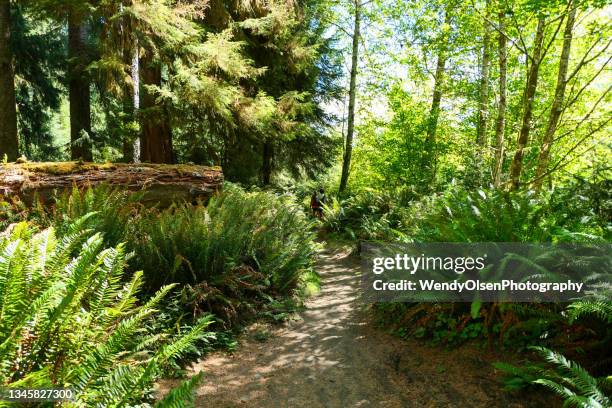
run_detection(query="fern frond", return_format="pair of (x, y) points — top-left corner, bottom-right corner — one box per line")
(531, 347), (611, 407)
(154, 372), (205, 408)
(567, 301), (612, 324)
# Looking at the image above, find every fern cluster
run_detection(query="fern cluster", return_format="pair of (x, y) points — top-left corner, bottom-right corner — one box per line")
(42, 184), (317, 287)
(493, 283), (612, 406)
(496, 348), (612, 408)
(129, 184), (317, 294)
(321, 189), (411, 241)
(325, 182), (610, 243)
(0, 219), (209, 406)
(531, 347), (611, 408)
(568, 300), (612, 324)
(357, 183), (612, 406)
(409, 187), (609, 243)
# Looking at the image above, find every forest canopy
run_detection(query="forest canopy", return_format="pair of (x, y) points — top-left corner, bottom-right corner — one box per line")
(0, 0), (343, 185)
(1, 0), (609, 193)
(340, 0), (611, 194)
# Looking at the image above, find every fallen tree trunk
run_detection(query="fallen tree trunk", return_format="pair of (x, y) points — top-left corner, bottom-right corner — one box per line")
(0, 162), (223, 206)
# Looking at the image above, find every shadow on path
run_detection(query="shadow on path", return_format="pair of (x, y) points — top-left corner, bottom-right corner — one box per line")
(158, 246), (550, 408)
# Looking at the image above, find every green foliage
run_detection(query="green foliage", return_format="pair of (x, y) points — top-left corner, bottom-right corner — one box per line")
(0, 196), (30, 231)
(10, 3), (67, 160)
(567, 301), (612, 324)
(216, 0), (343, 184)
(154, 372), (205, 408)
(132, 185), (315, 293)
(493, 361), (545, 391)
(0, 220), (208, 406)
(29, 184), (318, 324)
(496, 348), (612, 408)
(410, 188), (549, 242)
(350, 86), (438, 190)
(364, 180), (611, 376)
(374, 301), (561, 349)
(410, 186), (609, 243)
(11, 0), (342, 181)
(41, 184), (142, 246)
(327, 180), (610, 243)
(348, 0), (610, 194)
(321, 189), (413, 241)
(142, 290), (221, 377)
(531, 347), (611, 408)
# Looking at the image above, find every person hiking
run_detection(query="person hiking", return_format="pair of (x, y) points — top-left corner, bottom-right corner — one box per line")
(318, 188), (327, 217)
(310, 191), (321, 218)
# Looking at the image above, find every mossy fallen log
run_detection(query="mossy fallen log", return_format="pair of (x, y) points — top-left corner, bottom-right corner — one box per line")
(0, 162), (223, 206)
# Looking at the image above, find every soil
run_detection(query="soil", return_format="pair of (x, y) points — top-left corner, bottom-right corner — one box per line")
(158, 246), (554, 407)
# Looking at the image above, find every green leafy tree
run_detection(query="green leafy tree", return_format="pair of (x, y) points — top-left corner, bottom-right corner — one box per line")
(207, 0), (343, 184)
(11, 3), (66, 160)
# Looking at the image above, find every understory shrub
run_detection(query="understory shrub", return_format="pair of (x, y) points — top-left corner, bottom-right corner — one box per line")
(322, 189), (412, 241)
(0, 220), (210, 406)
(43, 184), (142, 246)
(323, 178), (610, 243)
(358, 181), (611, 405)
(372, 188), (611, 351)
(408, 186), (610, 243)
(20, 184), (318, 326)
(133, 185), (317, 293)
(494, 347), (612, 408)
(129, 186), (318, 323)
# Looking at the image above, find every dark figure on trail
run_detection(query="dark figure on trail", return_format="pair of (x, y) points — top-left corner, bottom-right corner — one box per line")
(310, 191), (321, 218)
(318, 188), (327, 217)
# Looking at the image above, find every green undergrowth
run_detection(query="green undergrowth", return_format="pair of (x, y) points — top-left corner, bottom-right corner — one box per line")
(336, 179), (611, 406)
(0, 220), (211, 406)
(0, 183), (321, 402)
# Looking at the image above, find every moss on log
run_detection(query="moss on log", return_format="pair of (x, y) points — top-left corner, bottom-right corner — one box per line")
(0, 162), (223, 206)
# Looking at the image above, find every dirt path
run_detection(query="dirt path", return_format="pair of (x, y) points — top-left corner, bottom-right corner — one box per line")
(159, 246), (549, 407)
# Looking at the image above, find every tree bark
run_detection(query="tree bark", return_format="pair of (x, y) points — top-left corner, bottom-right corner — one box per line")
(68, 12), (93, 161)
(533, 4), (576, 191)
(426, 44), (448, 145)
(140, 56), (173, 163)
(262, 140), (273, 185)
(0, 162), (223, 206)
(476, 0), (491, 146)
(338, 0), (360, 194)
(131, 41), (141, 162)
(423, 6), (452, 181)
(0, 0), (18, 161)
(123, 39), (141, 162)
(508, 17), (545, 190)
(492, 5), (507, 187)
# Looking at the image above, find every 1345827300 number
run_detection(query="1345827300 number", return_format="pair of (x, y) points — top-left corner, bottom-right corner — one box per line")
(0, 388), (75, 402)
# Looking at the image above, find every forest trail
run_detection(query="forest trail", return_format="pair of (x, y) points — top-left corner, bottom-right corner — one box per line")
(158, 246), (546, 407)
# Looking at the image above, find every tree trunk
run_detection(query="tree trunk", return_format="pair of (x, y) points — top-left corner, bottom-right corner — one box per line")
(423, 6), (452, 181)
(476, 0), (491, 146)
(338, 0), (360, 194)
(0, 162), (223, 206)
(68, 13), (93, 161)
(0, 0), (18, 161)
(123, 39), (140, 162)
(492, 5), (507, 187)
(426, 46), (447, 145)
(533, 4), (576, 191)
(140, 56), (173, 163)
(508, 17), (545, 190)
(262, 140), (273, 185)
